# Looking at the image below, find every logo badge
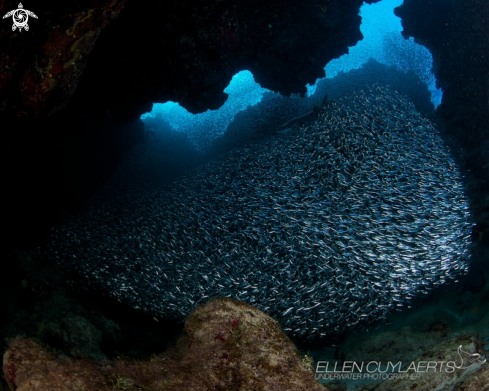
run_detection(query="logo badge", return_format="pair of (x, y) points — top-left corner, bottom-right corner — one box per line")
(3, 3), (38, 32)
(456, 345), (487, 369)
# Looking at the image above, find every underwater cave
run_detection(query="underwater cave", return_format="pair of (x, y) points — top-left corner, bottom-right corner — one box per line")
(0, 0), (488, 389)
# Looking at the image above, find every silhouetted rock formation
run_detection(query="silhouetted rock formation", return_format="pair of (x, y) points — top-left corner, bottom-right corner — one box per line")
(395, 0), (489, 178)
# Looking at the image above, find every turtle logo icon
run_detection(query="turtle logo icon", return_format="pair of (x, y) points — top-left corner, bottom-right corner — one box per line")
(3, 3), (38, 31)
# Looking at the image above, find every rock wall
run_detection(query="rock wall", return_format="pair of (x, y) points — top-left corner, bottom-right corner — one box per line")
(395, 0), (489, 178)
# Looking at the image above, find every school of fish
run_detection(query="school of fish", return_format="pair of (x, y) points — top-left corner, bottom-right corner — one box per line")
(46, 85), (472, 340)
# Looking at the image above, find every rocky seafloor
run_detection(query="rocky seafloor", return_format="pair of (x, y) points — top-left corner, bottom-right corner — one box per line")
(2, 289), (489, 390)
(3, 298), (324, 391)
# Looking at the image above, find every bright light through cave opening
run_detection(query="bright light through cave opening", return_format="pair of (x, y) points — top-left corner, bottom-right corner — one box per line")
(141, 0), (442, 139)
(308, 0), (442, 107)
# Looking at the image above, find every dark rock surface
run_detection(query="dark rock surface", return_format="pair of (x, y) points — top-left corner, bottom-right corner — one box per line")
(0, 0), (127, 118)
(0, 250), (181, 361)
(395, 0), (489, 179)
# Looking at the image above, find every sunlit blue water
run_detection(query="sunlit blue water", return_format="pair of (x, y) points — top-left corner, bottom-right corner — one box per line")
(141, 71), (266, 148)
(141, 0), (441, 142)
(308, 0), (441, 107)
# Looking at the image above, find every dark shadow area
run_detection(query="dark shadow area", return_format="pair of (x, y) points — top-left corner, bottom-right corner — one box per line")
(0, 250), (183, 361)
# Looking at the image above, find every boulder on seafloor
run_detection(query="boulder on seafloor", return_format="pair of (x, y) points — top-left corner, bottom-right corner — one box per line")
(358, 335), (488, 391)
(2, 298), (325, 390)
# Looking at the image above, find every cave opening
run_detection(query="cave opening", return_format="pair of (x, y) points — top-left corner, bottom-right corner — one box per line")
(141, 0), (440, 155)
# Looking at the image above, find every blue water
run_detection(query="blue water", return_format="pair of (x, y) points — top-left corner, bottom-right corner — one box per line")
(309, 0), (441, 107)
(141, 71), (266, 151)
(141, 0), (441, 146)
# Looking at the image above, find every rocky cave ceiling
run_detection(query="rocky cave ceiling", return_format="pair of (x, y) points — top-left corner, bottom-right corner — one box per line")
(0, 0), (381, 121)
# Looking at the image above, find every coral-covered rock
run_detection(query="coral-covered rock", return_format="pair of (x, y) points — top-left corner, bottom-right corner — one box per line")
(3, 338), (110, 390)
(2, 298), (325, 390)
(172, 297), (324, 390)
